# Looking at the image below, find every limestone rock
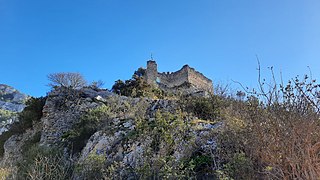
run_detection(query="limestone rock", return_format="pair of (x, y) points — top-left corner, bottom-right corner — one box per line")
(40, 87), (103, 146)
(1, 129), (38, 167)
(0, 84), (29, 135)
(0, 84), (28, 112)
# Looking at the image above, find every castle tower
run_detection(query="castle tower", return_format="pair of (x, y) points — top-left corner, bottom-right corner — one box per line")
(146, 60), (158, 85)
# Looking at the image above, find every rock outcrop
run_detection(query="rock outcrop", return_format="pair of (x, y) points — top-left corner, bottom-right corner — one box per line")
(0, 85), (219, 179)
(40, 87), (112, 146)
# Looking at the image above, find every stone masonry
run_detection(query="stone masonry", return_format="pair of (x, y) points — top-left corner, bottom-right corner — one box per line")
(145, 60), (213, 93)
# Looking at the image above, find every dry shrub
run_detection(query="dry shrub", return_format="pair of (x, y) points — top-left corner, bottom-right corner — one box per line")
(0, 166), (16, 179)
(249, 109), (320, 179)
(217, 96), (320, 179)
(217, 64), (320, 179)
(19, 145), (72, 180)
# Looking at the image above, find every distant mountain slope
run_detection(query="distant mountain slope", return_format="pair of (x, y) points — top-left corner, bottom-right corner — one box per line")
(0, 84), (29, 134)
(0, 84), (28, 112)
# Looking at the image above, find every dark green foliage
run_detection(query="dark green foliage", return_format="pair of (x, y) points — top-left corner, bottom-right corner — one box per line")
(191, 154), (212, 172)
(21, 132), (42, 153)
(111, 80), (125, 95)
(222, 152), (254, 180)
(180, 152), (218, 179)
(111, 68), (164, 98)
(51, 87), (82, 110)
(75, 152), (106, 179)
(0, 97), (46, 157)
(133, 67), (146, 78)
(133, 110), (197, 179)
(112, 78), (153, 98)
(0, 132), (14, 157)
(19, 97), (47, 126)
(62, 105), (111, 154)
(180, 95), (222, 120)
(18, 132), (42, 178)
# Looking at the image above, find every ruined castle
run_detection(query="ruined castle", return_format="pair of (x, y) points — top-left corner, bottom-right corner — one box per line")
(145, 60), (213, 93)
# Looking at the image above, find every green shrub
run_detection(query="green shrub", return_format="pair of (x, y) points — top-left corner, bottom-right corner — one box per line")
(18, 97), (47, 130)
(0, 109), (16, 122)
(21, 132), (41, 153)
(0, 97), (46, 157)
(220, 152), (254, 180)
(132, 110), (197, 179)
(18, 145), (72, 180)
(180, 95), (222, 121)
(62, 105), (111, 154)
(111, 68), (164, 98)
(75, 152), (106, 179)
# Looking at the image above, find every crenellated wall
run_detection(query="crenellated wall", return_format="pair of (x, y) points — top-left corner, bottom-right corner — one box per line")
(145, 61), (213, 93)
(158, 65), (189, 88)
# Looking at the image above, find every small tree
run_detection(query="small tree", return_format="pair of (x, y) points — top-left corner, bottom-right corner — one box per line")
(90, 80), (104, 89)
(47, 72), (86, 89)
(111, 80), (125, 95)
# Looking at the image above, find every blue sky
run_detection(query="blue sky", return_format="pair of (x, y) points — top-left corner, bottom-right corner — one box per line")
(1, 0), (320, 96)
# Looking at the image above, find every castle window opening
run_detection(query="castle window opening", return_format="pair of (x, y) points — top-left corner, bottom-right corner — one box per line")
(156, 77), (161, 83)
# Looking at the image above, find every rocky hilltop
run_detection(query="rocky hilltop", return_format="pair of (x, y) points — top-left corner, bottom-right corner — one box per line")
(1, 65), (319, 179)
(0, 85), (219, 179)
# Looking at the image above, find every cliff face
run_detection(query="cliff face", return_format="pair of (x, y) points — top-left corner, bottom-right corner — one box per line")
(0, 86), (219, 179)
(40, 87), (106, 146)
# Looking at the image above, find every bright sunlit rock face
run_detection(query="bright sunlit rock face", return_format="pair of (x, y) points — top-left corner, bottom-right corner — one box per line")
(0, 84), (28, 112)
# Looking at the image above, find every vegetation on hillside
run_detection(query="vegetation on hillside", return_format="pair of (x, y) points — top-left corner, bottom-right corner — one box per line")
(0, 97), (46, 157)
(0, 109), (16, 122)
(112, 67), (165, 98)
(212, 69), (320, 179)
(1, 67), (320, 179)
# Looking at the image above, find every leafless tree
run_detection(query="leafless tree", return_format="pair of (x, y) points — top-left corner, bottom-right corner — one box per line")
(90, 80), (104, 89)
(47, 72), (87, 89)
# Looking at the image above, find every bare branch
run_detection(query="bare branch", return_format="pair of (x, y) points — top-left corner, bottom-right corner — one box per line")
(47, 72), (87, 89)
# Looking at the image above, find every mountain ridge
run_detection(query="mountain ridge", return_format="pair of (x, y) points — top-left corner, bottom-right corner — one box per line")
(0, 84), (29, 112)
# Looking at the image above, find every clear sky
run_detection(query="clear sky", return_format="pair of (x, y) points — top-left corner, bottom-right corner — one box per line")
(1, 0), (320, 97)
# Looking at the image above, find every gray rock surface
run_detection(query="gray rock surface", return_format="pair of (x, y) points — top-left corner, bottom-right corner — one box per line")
(40, 87), (107, 146)
(0, 86), (220, 179)
(74, 91), (219, 179)
(1, 130), (34, 166)
(0, 84), (29, 135)
(0, 84), (28, 112)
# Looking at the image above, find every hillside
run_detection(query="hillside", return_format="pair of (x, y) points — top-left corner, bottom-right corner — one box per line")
(0, 70), (319, 179)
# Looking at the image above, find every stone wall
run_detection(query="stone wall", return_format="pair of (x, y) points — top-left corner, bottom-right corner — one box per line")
(145, 61), (158, 85)
(187, 67), (213, 92)
(145, 61), (213, 93)
(158, 65), (189, 88)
